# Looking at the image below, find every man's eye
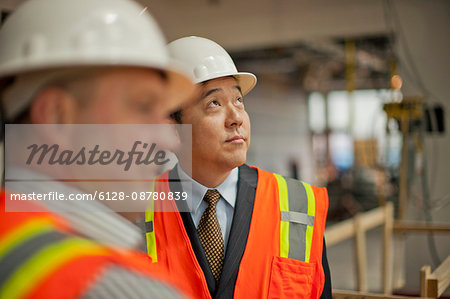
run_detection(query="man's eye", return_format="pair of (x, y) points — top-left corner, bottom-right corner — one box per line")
(208, 100), (220, 107)
(236, 97), (243, 104)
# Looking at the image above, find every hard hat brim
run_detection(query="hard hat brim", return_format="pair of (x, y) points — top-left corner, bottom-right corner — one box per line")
(197, 72), (257, 96)
(0, 59), (196, 119)
(233, 72), (257, 96)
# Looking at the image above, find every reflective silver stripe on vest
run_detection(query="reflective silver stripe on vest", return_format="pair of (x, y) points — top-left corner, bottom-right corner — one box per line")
(283, 176), (315, 261)
(82, 266), (182, 299)
(0, 231), (67, 287)
(280, 211), (315, 226)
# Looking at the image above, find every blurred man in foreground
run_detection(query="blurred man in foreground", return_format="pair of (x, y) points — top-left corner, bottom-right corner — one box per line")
(0, 0), (195, 297)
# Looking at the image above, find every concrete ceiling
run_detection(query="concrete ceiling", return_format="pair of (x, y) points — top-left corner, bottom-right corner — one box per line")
(2, 0), (447, 93)
(1, 0), (389, 50)
(140, 0), (388, 50)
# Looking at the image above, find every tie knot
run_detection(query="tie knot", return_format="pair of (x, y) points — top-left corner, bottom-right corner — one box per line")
(203, 189), (220, 206)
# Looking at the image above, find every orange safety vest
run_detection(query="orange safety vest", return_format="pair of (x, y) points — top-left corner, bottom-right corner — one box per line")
(0, 190), (182, 299)
(146, 166), (328, 298)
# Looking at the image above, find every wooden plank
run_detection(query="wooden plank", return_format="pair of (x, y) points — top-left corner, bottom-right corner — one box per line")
(421, 255), (450, 298)
(325, 218), (355, 246)
(420, 265), (431, 297)
(359, 206), (385, 231)
(325, 205), (386, 247)
(354, 213), (367, 292)
(427, 275), (438, 298)
(383, 202), (394, 295)
(393, 222), (450, 233)
(433, 255), (450, 297)
(332, 289), (423, 299)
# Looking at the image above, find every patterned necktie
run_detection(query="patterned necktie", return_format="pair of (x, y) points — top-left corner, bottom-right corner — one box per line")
(197, 189), (224, 281)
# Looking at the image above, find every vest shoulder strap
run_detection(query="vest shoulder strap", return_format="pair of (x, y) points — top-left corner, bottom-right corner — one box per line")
(145, 171), (170, 261)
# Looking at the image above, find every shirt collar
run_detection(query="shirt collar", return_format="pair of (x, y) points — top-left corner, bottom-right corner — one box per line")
(176, 165), (238, 214)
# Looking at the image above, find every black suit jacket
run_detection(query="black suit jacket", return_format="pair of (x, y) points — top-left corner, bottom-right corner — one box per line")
(169, 164), (332, 299)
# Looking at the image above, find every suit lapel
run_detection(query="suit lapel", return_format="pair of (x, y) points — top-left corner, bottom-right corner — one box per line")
(215, 164), (258, 299)
(168, 167), (217, 295)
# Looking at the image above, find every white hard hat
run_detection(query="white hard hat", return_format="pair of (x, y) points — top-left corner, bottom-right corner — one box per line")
(167, 36), (257, 95)
(0, 0), (195, 119)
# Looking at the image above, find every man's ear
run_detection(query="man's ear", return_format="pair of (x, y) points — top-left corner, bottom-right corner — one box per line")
(29, 87), (78, 124)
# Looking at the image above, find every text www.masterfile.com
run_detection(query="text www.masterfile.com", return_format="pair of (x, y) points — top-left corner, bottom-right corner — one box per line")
(8, 191), (188, 201)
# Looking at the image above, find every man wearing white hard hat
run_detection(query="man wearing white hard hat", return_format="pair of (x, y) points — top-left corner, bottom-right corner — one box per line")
(146, 36), (332, 298)
(0, 0), (196, 298)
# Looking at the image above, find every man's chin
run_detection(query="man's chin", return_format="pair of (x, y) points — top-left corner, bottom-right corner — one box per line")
(227, 156), (247, 170)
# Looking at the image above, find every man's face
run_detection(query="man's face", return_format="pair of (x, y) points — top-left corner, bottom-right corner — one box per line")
(52, 67), (180, 207)
(74, 68), (171, 124)
(181, 76), (251, 173)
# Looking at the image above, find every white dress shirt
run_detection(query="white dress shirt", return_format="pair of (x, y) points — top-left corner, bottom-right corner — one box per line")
(176, 165), (238, 252)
